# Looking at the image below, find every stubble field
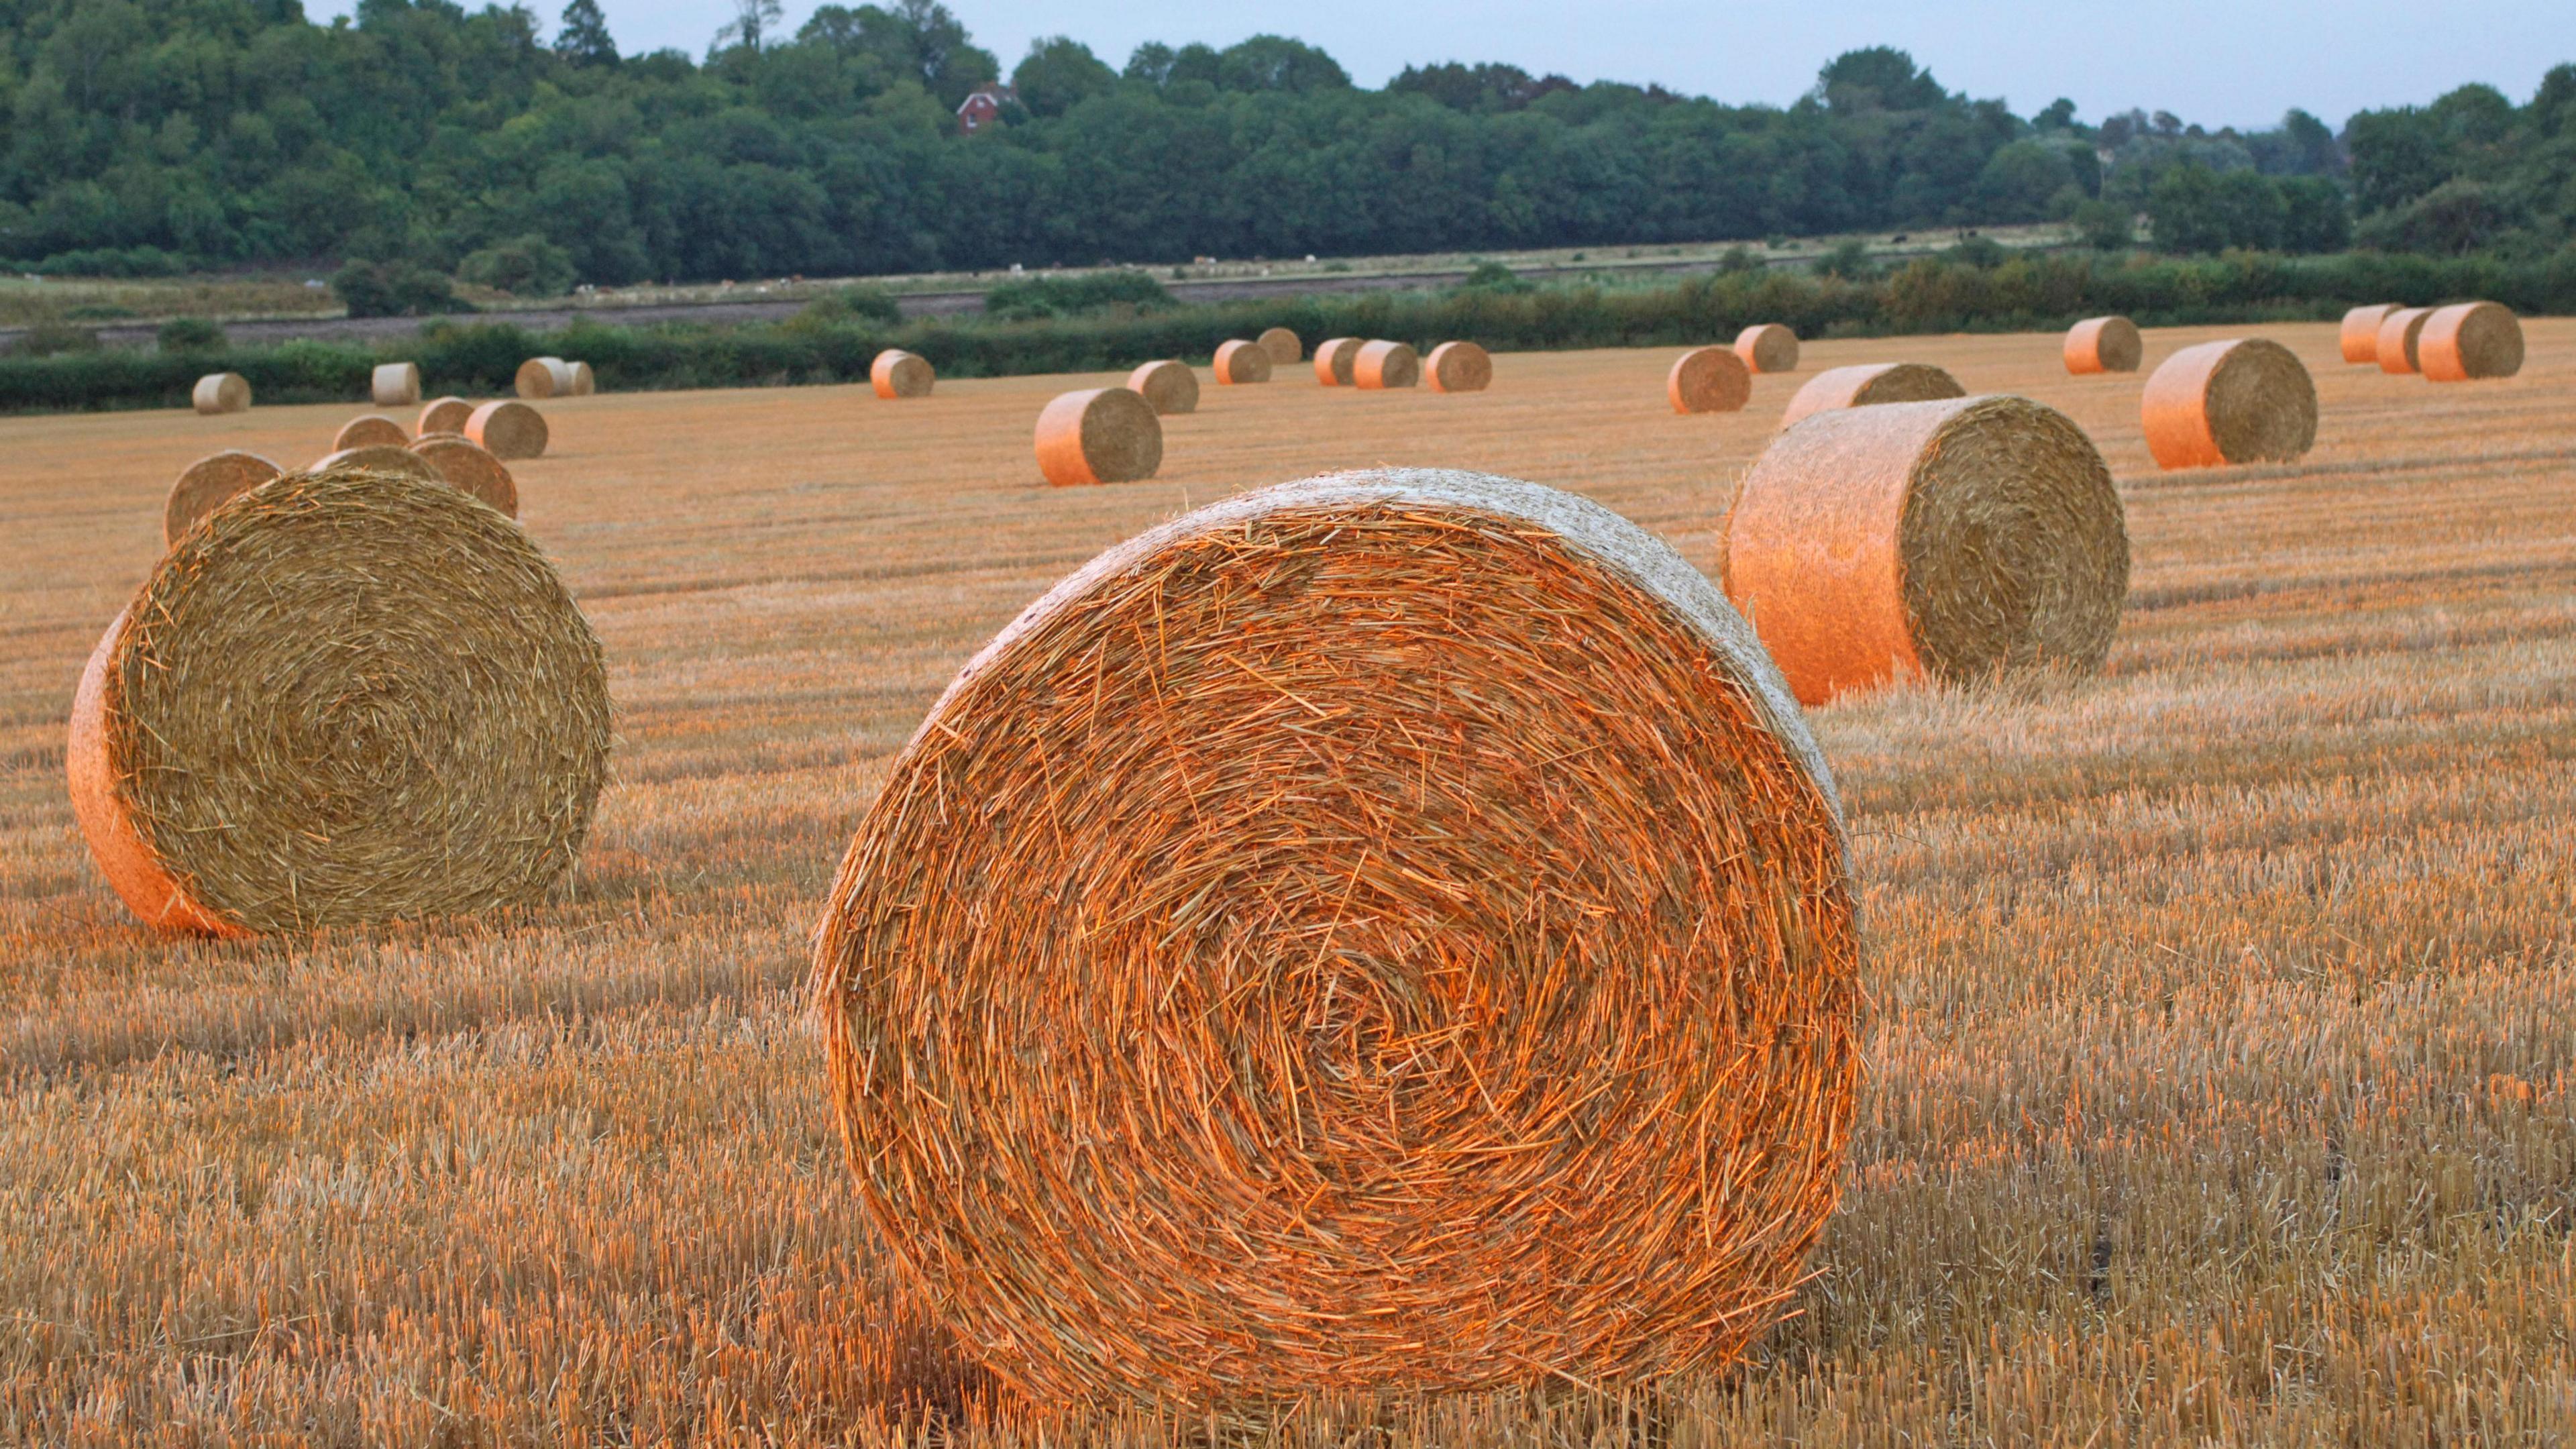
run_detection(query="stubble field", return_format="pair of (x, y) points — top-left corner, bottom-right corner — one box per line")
(3, 321), (2572, 1446)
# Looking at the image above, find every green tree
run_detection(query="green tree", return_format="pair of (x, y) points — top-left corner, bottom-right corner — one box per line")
(554, 0), (617, 66)
(1816, 47), (1945, 113)
(711, 0), (784, 55)
(1012, 37), (1114, 117)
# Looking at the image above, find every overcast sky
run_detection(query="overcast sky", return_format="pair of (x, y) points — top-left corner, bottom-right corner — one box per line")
(328, 0), (2570, 130)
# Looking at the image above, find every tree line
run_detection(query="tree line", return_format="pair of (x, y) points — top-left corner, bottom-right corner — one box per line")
(0, 0), (2568, 295)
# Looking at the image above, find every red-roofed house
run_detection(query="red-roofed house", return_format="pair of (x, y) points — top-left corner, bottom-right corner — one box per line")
(957, 83), (1016, 136)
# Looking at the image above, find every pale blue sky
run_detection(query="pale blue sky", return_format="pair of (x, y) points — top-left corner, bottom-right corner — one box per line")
(322, 0), (2571, 129)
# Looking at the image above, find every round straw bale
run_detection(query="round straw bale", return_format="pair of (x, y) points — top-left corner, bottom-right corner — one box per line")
(313, 445), (447, 488)
(2418, 301), (2524, 382)
(1726, 395), (2127, 705)
(1257, 326), (1302, 364)
(568, 360), (596, 396)
(2141, 338), (2318, 470)
(1425, 340), (1492, 393)
(812, 467), (1856, 1407)
(872, 349), (934, 399)
(1779, 362), (1964, 431)
(466, 399), (549, 460)
(2062, 316), (2142, 374)
(164, 451), (282, 547)
(1668, 345), (1752, 414)
(1353, 339), (1420, 389)
(2375, 307), (2431, 374)
(372, 362), (423, 408)
(1033, 387), (1163, 486)
(410, 435), (519, 517)
(1734, 324), (1800, 374)
(1313, 337), (1362, 386)
(333, 415), (411, 452)
(515, 357), (574, 399)
(1213, 339), (1274, 384)
(2340, 304), (2400, 364)
(417, 396), (473, 437)
(1125, 359), (1200, 415)
(192, 373), (251, 415)
(68, 465), (610, 936)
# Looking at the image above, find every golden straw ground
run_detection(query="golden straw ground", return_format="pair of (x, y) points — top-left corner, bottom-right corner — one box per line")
(3, 320), (2574, 1443)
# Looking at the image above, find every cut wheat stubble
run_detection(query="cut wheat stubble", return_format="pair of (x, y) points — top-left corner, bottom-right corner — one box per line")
(1725, 394), (2129, 706)
(811, 467), (1857, 1412)
(68, 465), (610, 936)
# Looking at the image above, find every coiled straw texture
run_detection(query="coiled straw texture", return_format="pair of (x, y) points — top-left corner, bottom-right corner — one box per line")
(67, 466), (611, 935)
(813, 468), (1858, 1412)
(1725, 395), (2129, 705)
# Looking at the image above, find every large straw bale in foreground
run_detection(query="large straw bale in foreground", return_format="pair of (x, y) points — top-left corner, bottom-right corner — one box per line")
(1257, 327), (1302, 363)
(193, 373), (250, 415)
(411, 435), (520, 516)
(1033, 387), (1162, 486)
(1779, 362), (1963, 431)
(2141, 339), (2316, 470)
(872, 350), (934, 398)
(515, 357), (575, 399)
(2340, 304), (2400, 364)
(1313, 337), (1362, 386)
(2375, 308), (2430, 374)
(1668, 345), (1751, 414)
(1354, 339), (1419, 389)
(69, 466), (610, 936)
(417, 396), (473, 437)
(1426, 340), (1491, 392)
(466, 400), (549, 460)
(2418, 302), (2524, 381)
(333, 415), (410, 451)
(1213, 340), (1273, 384)
(164, 451), (281, 547)
(2062, 317), (2141, 374)
(1125, 359), (1199, 415)
(372, 362), (422, 407)
(1726, 396), (2128, 705)
(813, 468), (1858, 1408)
(1734, 324), (1799, 373)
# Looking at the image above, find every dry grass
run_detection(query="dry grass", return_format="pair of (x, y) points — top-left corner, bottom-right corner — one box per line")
(2, 323), (2573, 1444)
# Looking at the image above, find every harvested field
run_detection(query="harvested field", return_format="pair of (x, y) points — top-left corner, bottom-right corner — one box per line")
(3, 321), (2573, 1444)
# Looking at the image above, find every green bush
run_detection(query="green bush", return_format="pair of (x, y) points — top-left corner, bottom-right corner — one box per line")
(1453, 260), (1535, 294)
(11, 322), (101, 357)
(331, 261), (470, 319)
(983, 270), (1175, 321)
(156, 317), (228, 353)
(459, 235), (578, 297)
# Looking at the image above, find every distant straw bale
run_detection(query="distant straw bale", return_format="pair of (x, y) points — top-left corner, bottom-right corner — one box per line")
(2340, 304), (2400, 364)
(313, 445), (447, 488)
(2418, 302), (2524, 381)
(1257, 327), (1302, 363)
(1725, 394), (2128, 705)
(2062, 317), (2142, 374)
(1734, 324), (1799, 373)
(333, 415), (410, 451)
(372, 362), (422, 407)
(417, 396), (473, 437)
(1426, 341), (1491, 392)
(1314, 337), (1362, 386)
(466, 399), (549, 460)
(68, 466), (610, 936)
(411, 435), (520, 517)
(1354, 339), (1419, 389)
(1779, 362), (1964, 431)
(1125, 360), (1200, 415)
(872, 350), (934, 399)
(1033, 387), (1162, 486)
(1213, 340), (1274, 384)
(2141, 339), (2317, 470)
(2375, 308), (2431, 374)
(192, 373), (250, 415)
(568, 360), (596, 396)
(812, 467), (1857, 1409)
(1668, 345), (1752, 414)
(515, 357), (575, 399)
(164, 451), (282, 547)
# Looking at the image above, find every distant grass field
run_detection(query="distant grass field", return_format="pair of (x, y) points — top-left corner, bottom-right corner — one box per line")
(2, 323), (2571, 1444)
